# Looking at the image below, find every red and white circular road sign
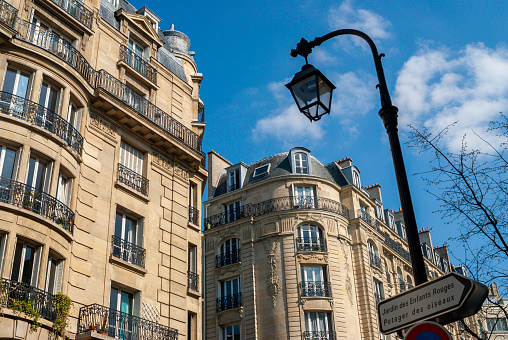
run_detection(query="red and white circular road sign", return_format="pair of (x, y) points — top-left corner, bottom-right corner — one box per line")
(404, 321), (452, 340)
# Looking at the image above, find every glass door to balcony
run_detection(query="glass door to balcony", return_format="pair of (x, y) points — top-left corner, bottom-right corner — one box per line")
(128, 39), (145, 73)
(114, 212), (138, 264)
(0, 146), (17, 203)
(298, 225), (324, 251)
(109, 288), (133, 339)
(304, 312), (332, 339)
(1, 68), (31, 117)
(25, 155), (50, 213)
(294, 186), (315, 208)
(11, 241), (40, 286)
(301, 266), (326, 297)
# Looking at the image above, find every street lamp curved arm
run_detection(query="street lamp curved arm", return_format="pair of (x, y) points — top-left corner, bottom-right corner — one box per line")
(290, 29), (392, 109)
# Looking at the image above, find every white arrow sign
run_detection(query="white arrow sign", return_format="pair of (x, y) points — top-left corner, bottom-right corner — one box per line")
(378, 273), (474, 334)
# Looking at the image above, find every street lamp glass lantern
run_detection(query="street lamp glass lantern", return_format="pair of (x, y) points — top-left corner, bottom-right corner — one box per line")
(286, 64), (335, 122)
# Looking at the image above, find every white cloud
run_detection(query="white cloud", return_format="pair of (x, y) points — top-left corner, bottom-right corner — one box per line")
(328, 0), (392, 41)
(395, 43), (508, 150)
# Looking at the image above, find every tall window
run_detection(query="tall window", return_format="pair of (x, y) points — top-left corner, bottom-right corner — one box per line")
(0, 145), (17, 179)
(127, 38), (146, 72)
(228, 169), (239, 191)
(221, 324), (240, 340)
(11, 240), (41, 286)
(188, 312), (197, 340)
(2, 68), (31, 116)
(120, 141), (144, 175)
(38, 81), (60, 113)
(0, 233), (6, 274)
(297, 225), (325, 252)
(217, 238), (240, 268)
(373, 279), (384, 304)
(113, 211), (144, 266)
(188, 244), (198, 291)
(352, 170), (361, 188)
(123, 84), (146, 113)
(56, 171), (72, 207)
(44, 255), (63, 294)
(487, 318), (508, 332)
(301, 266), (328, 297)
(304, 312), (332, 337)
(109, 287), (139, 338)
(397, 268), (405, 292)
(66, 100), (81, 131)
(294, 186), (315, 208)
(294, 152), (308, 174)
(407, 276), (413, 289)
(224, 201), (242, 223)
(368, 241), (380, 268)
(218, 277), (241, 311)
(26, 154), (52, 192)
(220, 277), (240, 297)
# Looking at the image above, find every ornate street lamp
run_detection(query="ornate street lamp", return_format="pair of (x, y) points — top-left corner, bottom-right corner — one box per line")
(288, 29), (428, 286)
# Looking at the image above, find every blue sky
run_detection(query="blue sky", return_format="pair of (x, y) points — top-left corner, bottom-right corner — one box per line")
(135, 0), (507, 264)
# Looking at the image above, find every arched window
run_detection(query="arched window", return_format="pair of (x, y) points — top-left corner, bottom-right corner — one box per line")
(352, 170), (361, 188)
(216, 238), (240, 268)
(368, 241), (380, 268)
(397, 268), (405, 292)
(297, 225), (326, 252)
(383, 259), (391, 283)
(294, 152), (309, 174)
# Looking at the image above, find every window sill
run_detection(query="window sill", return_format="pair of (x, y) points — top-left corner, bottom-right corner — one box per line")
(216, 306), (243, 325)
(188, 220), (200, 231)
(109, 254), (147, 276)
(187, 287), (200, 298)
(115, 180), (149, 203)
(299, 297), (333, 311)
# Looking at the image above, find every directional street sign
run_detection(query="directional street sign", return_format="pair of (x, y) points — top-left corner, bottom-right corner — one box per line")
(378, 272), (488, 334)
(404, 321), (452, 340)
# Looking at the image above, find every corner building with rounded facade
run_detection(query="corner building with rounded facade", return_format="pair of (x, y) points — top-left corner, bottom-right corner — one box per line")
(0, 0), (206, 338)
(204, 147), (477, 340)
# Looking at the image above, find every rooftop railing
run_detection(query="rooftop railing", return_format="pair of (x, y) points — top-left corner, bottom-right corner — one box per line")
(119, 45), (157, 84)
(0, 176), (74, 233)
(49, 0), (94, 29)
(111, 235), (146, 268)
(205, 196), (349, 229)
(216, 293), (241, 312)
(117, 163), (149, 196)
(77, 304), (178, 340)
(216, 249), (241, 268)
(0, 91), (83, 154)
(0, 278), (56, 321)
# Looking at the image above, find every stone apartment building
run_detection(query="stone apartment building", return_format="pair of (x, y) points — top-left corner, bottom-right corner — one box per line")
(478, 283), (508, 339)
(0, 0), (206, 338)
(203, 147), (478, 340)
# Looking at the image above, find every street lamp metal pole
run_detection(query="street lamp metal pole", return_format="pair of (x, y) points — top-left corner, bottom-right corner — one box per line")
(290, 29), (428, 286)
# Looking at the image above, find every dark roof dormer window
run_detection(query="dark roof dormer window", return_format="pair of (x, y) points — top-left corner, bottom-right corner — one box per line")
(228, 169), (240, 192)
(253, 164), (270, 177)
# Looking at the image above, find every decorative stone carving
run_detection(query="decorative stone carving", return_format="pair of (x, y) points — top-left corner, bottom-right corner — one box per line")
(89, 112), (117, 138)
(328, 299), (335, 308)
(297, 253), (328, 263)
(262, 237), (279, 307)
(238, 308), (243, 319)
(217, 265), (241, 280)
(174, 162), (189, 180)
(152, 151), (174, 175)
(346, 276), (353, 305)
(299, 298), (307, 307)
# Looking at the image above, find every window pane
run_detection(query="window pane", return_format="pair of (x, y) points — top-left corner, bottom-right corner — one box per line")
(16, 72), (30, 99)
(114, 213), (123, 239)
(2, 69), (16, 94)
(1, 148), (16, 179)
(11, 242), (23, 281)
(38, 83), (48, 107)
(21, 245), (35, 285)
(110, 287), (119, 310)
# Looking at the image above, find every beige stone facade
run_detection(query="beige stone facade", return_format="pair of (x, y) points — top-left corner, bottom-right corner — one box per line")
(0, 0), (206, 338)
(478, 283), (508, 339)
(203, 147), (478, 340)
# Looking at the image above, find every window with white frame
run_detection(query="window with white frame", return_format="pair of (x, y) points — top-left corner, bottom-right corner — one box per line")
(11, 240), (41, 286)
(253, 164), (269, 177)
(26, 154), (52, 192)
(123, 84), (146, 113)
(487, 318), (508, 332)
(220, 277), (240, 298)
(188, 312), (197, 340)
(304, 312), (332, 336)
(218, 238), (240, 267)
(0, 145), (18, 180)
(373, 278), (384, 304)
(113, 211), (144, 266)
(228, 169), (240, 191)
(224, 201), (242, 223)
(44, 255), (63, 294)
(66, 100), (82, 132)
(294, 152), (309, 174)
(127, 38), (147, 73)
(294, 186), (316, 208)
(368, 241), (380, 268)
(397, 268), (405, 291)
(38, 80), (60, 114)
(352, 169), (361, 188)
(56, 171), (72, 207)
(188, 244), (197, 274)
(120, 141), (144, 175)
(407, 276), (413, 289)
(1, 68), (31, 116)
(30, 16), (75, 52)
(109, 286), (140, 337)
(220, 324), (240, 340)
(300, 265), (328, 297)
(297, 224), (325, 251)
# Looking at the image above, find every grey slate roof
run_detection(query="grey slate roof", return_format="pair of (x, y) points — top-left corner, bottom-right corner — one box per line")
(325, 162), (351, 187)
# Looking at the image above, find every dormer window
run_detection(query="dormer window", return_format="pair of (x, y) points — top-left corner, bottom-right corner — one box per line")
(352, 170), (361, 188)
(294, 152), (308, 174)
(253, 164), (270, 177)
(228, 169), (240, 192)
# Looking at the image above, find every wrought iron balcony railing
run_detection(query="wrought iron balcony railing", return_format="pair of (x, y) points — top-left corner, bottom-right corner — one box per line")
(296, 237), (327, 252)
(188, 205), (199, 225)
(117, 163), (149, 196)
(96, 70), (203, 154)
(14, 18), (97, 88)
(299, 282), (332, 297)
(399, 281), (406, 292)
(111, 235), (146, 268)
(49, 0), (94, 29)
(0, 0), (17, 28)
(0, 278), (56, 321)
(383, 234), (411, 262)
(0, 91), (83, 154)
(77, 304), (178, 339)
(0, 176), (74, 232)
(120, 45), (157, 84)
(217, 293), (241, 312)
(369, 252), (382, 269)
(187, 271), (199, 292)
(205, 196), (349, 229)
(303, 331), (336, 340)
(216, 249), (241, 268)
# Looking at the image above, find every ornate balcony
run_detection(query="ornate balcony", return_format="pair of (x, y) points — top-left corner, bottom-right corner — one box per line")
(303, 331), (336, 340)
(383, 234), (411, 262)
(299, 282), (332, 297)
(117, 163), (149, 196)
(119, 45), (157, 84)
(188, 205), (199, 225)
(187, 271), (199, 292)
(369, 252), (382, 269)
(0, 91), (83, 154)
(77, 304), (178, 339)
(111, 235), (146, 268)
(0, 278), (56, 321)
(0, 177), (74, 232)
(205, 196), (349, 229)
(217, 293), (241, 312)
(216, 249), (241, 268)
(49, 0), (94, 29)
(0, 0), (17, 28)
(296, 237), (327, 252)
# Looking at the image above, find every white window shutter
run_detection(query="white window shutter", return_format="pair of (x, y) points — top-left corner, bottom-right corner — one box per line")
(55, 260), (63, 293)
(74, 109), (82, 132)
(31, 246), (42, 287)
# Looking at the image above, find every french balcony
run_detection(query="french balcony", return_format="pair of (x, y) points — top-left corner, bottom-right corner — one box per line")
(0, 278), (56, 321)
(77, 304), (178, 339)
(0, 0), (17, 29)
(48, 0), (94, 30)
(111, 235), (146, 268)
(216, 249), (241, 268)
(369, 252), (382, 269)
(119, 45), (157, 85)
(303, 331), (336, 340)
(0, 91), (83, 155)
(188, 205), (199, 225)
(0, 177), (74, 233)
(299, 282), (332, 297)
(117, 163), (149, 196)
(296, 237), (327, 252)
(217, 293), (241, 312)
(205, 196), (349, 230)
(187, 271), (199, 292)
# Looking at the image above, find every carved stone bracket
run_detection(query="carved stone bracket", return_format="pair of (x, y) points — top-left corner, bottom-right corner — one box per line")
(262, 237), (280, 307)
(297, 253), (328, 263)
